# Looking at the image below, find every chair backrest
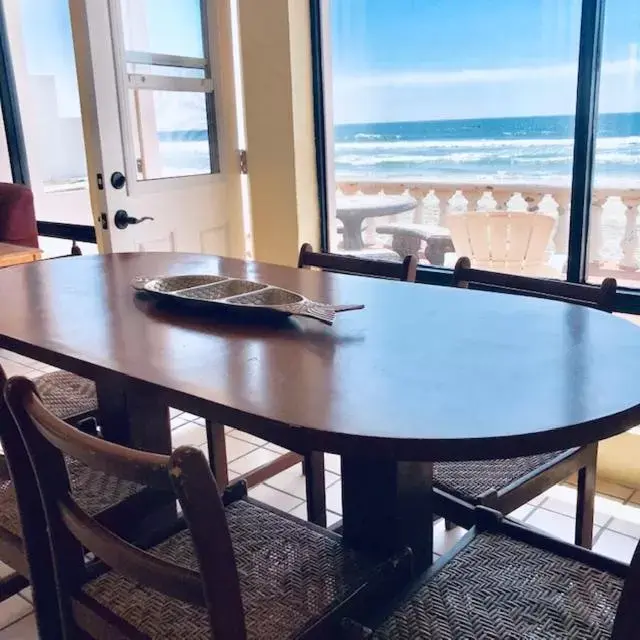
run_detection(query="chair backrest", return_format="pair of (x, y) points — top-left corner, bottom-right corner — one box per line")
(298, 243), (417, 282)
(452, 256), (618, 311)
(4, 377), (246, 640)
(446, 212), (556, 275)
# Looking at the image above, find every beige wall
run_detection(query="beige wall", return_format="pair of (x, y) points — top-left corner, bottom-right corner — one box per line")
(238, 0), (320, 266)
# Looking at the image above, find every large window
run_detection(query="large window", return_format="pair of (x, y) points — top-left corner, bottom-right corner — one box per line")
(320, 0), (640, 292)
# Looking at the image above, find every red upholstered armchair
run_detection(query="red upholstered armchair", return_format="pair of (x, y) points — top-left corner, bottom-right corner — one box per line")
(0, 183), (38, 248)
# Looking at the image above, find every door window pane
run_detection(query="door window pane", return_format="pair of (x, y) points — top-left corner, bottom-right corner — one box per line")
(327, 0), (581, 278)
(128, 90), (214, 180)
(587, 0), (640, 287)
(120, 0), (205, 59)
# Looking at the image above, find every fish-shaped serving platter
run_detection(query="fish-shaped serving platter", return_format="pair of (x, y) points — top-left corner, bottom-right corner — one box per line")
(131, 274), (364, 326)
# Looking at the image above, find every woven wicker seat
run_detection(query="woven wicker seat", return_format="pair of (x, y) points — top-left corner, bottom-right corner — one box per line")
(84, 499), (379, 640)
(371, 531), (623, 639)
(34, 370), (97, 421)
(433, 450), (566, 500)
(347, 508), (638, 640)
(0, 456), (141, 539)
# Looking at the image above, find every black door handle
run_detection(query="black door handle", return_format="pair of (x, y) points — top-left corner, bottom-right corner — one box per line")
(114, 210), (154, 230)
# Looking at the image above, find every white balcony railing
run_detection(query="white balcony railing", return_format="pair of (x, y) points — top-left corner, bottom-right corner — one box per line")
(335, 180), (640, 281)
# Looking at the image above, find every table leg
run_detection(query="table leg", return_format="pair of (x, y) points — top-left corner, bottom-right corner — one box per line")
(340, 218), (365, 251)
(96, 376), (170, 453)
(341, 457), (433, 570)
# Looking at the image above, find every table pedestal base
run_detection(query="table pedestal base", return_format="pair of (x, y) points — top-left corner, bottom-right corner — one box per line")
(341, 457), (433, 571)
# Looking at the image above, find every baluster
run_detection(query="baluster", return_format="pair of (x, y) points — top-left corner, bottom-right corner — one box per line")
(434, 189), (457, 226)
(620, 196), (640, 271)
(588, 197), (604, 267)
(408, 187), (428, 224)
(492, 189), (512, 211)
(465, 187), (484, 213)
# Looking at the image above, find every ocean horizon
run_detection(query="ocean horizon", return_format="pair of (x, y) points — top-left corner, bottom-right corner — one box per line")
(331, 112), (640, 188)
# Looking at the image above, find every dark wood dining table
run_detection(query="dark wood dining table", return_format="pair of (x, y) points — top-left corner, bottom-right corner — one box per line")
(2, 252), (640, 570)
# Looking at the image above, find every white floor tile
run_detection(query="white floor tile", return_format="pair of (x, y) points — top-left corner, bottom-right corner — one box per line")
(324, 453), (341, 475)
(249, 484), (303, 513)
(526, 508), (599, 544)
(228, 430), (266, 447)
(170, 417), (189, 431)
(327, 511), (342, 527)
(607, 502), (640, 539)
(170, 423), (207, 449)
(228, 448), (281, 475)
(289, 503), (307, 521)
(508, 503), (535, 522)
(0, 358), (35, 379)
(264, 442), (289, 455)
(432, 520), (467, 556)
(224, 436), (259, 462)
(0, 597), (32, 632)
(265, 469), (306, 500)
(169, 408), (183, 419)
(0, 612), (37, 639)
(593, 529), (639, 564)
(539, 485), (619, 526)
(325, 482), (342, 515)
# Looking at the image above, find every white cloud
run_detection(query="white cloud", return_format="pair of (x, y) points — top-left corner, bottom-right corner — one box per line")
(337, 59), (639, 89)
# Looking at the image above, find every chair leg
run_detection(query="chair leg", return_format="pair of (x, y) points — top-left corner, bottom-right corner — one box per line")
(444, 519), (456, 531)
(575, 458), (596, 549)
(304, 452), (327, 527)
(0, 572), (28, 602)
(205, 420), (229, 487)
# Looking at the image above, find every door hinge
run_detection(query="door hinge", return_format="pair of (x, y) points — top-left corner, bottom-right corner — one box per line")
(96, 173), (104, 190)
(99, 213), (108, 230)
(238, 149), (248, 175)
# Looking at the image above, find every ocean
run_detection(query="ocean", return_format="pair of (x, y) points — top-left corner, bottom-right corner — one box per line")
(333, 112), (640, 187)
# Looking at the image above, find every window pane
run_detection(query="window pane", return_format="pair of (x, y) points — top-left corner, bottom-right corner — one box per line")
(120, 0), (205, 59)
(327, 0), (581, 279)
(129, 90), (213, 180)
(586, 0), (640, 287)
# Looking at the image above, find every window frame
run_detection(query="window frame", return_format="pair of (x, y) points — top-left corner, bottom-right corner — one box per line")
(311, 0), (640, 314)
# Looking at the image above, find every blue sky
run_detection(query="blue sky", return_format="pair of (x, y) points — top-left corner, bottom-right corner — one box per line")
(19, 0), (202, 117)
(332, 0), (640, 123)
(15, 0), (640, 125)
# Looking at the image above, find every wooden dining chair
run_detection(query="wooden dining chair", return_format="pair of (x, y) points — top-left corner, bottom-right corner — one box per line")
(297, 242), (418, 281)
(5, 376), (410, 640)
(0, 371), (174, 637)
(298, 243), (419, 527)
(344, 505), (639, 639)
(430, 256), (619, 548)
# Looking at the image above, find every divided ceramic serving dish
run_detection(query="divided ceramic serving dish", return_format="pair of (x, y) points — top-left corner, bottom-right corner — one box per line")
(131, 274), (363, 325)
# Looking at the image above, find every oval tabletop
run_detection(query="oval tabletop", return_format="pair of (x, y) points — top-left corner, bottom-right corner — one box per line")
(2, 252), (640, 461)
(336, 194), (417, 219)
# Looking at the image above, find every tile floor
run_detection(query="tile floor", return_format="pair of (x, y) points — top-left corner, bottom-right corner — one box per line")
(1, 348), (640, 637)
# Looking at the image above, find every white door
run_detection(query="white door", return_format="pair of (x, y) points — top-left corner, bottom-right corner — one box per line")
(69, 0), (245, 255)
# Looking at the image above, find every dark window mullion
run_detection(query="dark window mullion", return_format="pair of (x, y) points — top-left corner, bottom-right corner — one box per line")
(0, 1), (30, 186)
(566, 0), (607, 283)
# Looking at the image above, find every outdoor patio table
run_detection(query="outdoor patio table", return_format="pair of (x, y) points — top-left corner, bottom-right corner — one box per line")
(1, 253), (640, 570)
(336, 194), (416, 250)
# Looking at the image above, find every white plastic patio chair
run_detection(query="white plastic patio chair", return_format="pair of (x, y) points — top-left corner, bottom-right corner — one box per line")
(445, 211), (560, 277)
